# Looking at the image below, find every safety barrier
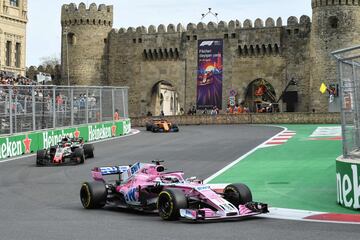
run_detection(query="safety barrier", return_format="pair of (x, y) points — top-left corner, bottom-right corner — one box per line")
(0, 118), (131, 161)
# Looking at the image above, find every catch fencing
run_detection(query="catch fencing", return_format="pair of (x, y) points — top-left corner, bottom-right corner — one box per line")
(0, 85), (128, 135)
(332, 46), (360, 159)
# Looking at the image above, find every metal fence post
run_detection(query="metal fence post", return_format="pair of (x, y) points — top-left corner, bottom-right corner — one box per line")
(121, 88), (126, 118)
(32, 86), (36, 131)
(53, 86), (56, 129)
(86, 89), (89, 124)
(99, 88), (102, 122)
(71, 88), (74, 126)
(112, 88), (115, 121)
(352, 62), (360, 149)
(9, 87), (13, 134)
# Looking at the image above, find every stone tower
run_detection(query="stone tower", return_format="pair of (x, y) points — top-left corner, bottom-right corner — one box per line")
(310, 0), (360, 112)
(61, 3), (113, 85)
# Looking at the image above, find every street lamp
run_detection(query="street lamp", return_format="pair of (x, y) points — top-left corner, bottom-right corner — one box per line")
(201, 8), (219, 23)
(63, 26), (70, 86)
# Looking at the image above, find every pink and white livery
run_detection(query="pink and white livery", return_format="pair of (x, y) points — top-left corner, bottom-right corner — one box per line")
(80, 160), (268, 221)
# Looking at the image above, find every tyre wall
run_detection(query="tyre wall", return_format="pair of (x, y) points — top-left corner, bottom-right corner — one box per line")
(0, 119), (131, 161)
(336, 157), (360, 210)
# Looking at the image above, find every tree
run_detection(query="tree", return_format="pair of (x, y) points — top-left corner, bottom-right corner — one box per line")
(39, 54), (60, 68)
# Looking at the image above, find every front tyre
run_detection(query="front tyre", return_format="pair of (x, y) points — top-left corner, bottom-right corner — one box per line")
(157, 188), (187, 220)
(73, 148), (85, 164)
(36, 150), (47, 166)
(223, 183), (252, 207)
(80, 181), (107, 209)
(83, 144), (94, 158)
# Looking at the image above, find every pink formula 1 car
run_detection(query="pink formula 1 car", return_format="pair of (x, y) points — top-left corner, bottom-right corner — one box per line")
(80, 161), (268, 221)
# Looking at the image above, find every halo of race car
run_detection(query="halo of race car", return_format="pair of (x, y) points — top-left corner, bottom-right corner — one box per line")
(36, 136), (94, 166)
(79, 160), (268, 222)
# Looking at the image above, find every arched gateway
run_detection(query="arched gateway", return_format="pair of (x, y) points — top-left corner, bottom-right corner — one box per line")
(244, 79), (277, 112)
(150, 81), (179, 116)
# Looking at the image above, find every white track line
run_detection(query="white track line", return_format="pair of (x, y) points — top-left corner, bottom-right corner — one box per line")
(204, 126), (287, 184)
(0, 129), (140, 164)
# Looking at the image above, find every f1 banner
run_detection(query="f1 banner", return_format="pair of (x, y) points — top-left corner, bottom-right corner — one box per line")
(197, 39), (223, 110)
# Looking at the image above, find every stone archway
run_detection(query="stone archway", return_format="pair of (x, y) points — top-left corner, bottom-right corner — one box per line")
(150, 80), (179, 116)
(244, 78), (277, 112)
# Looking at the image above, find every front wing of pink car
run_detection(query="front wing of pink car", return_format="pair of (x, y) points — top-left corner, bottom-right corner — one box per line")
(179, 202), (268, 222)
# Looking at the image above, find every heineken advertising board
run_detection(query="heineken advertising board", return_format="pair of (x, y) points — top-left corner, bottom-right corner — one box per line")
(336, 158), (360, 210)
(0, 119), (131, 161)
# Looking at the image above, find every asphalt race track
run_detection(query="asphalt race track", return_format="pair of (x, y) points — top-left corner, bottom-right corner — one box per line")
(0, 125), (359, 240)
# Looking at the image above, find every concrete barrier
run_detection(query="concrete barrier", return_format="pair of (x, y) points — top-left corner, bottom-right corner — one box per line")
(0, 119), (131, 161)
(131, 113), (340, 127)
(336, 156), (360, 210)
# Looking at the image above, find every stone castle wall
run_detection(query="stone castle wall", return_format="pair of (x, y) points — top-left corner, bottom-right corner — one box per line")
(60, 1), (360, 116)
(61, 3), (113, 85)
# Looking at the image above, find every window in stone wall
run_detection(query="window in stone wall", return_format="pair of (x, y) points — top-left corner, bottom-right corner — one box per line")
(224, 33), (228, 39)
(286, 29), (291, 36)
(138, 38), (142, 43)
(67, 33), (76, 45)
(6, 41), (11, 66)
(329, 16), (339, 29)
(294, 29), (299, 34)
(133, 39), (136, 43)
(15, 42), (21, 68)
(193, 35), (197, 40)
(10, 0), (19, 7)
(231, 33), (236, 38)
(186, 35), (190, 41)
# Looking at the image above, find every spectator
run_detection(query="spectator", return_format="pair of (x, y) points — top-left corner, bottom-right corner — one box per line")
(211, 106), (217, 116)
(160, 110), (165, 116)
(203, 108), (208, 115)
(114, 109), (120, 120)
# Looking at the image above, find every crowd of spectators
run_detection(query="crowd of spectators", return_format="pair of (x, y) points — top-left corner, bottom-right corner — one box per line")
(0, 71), (38, 86)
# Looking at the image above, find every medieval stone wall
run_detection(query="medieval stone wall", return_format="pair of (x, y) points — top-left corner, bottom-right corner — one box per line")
(61, 3), (113, 86)
(61, 1), (360, 116)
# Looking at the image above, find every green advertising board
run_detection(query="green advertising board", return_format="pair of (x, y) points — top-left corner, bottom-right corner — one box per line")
(0, 119), (131, 161)
(336, 157), (360, 210)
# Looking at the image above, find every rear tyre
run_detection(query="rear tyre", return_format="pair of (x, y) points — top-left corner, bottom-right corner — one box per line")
(172, 124), (179, 132)
(157, 188), (187, 220)
(80, 181), (107, 209)
(36, 150), (47, 166)
(152, 126), (159, 133)
(73, 148), (85, 164)
(223, 183), (252, 208)
(83, 144), (94, 158)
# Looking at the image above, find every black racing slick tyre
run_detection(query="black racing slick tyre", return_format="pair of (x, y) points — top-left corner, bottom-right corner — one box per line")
(36, 150), (47, 166)
(146, 123), (152, 131)
(83, 144), (94, 158)
(223, 183), (253, 207)
(80, 181), (107, 209)
(152, 126), (159, 133)
(157, 188), (187, 220)
(73, 148), (85, 164)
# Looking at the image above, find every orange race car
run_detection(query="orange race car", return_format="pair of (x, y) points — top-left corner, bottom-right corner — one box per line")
(145, 118), (179, 132)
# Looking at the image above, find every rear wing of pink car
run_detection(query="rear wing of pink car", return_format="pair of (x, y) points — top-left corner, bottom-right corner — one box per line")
(91, 166), (130, 180)
(91, 162), (142, 180)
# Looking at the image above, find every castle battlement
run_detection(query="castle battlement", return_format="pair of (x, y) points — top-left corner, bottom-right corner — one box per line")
(61, 2), (113, 27)
(108, 15), (310, 37)
(312, 0), (360, 9)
